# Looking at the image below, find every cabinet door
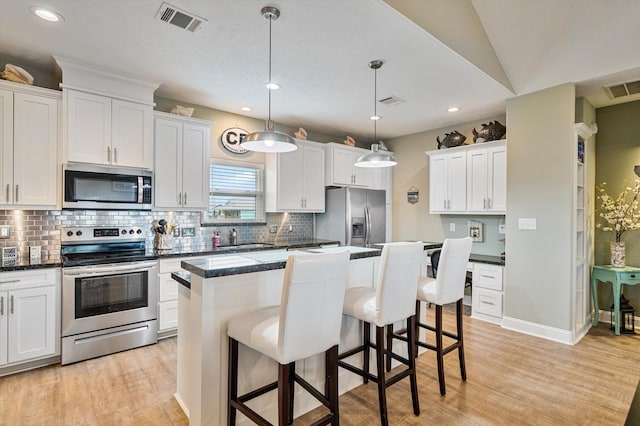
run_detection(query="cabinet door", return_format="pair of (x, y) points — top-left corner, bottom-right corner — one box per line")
(487, 145), (506, 212)
(111, 99), (153, 168)
(332, 148), (357, 186)
(181, 123), (210, 209)
(467, 149), (489, 212)
(302, 144), (325, 211)
(7, 286), (56, 364)
(277, 148), (305, 210)
(0, 291), (7, 365)
(154, 118), (183, 208)
(447, 152), (467, 212)
(429, 154), (448, 213)
(13, 93), (58, 207)
(66, 90), (111, 165)
(0, 89), (13, 207)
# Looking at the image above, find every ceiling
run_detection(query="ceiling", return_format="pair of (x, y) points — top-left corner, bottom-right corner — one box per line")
(1, 0), (640, 142)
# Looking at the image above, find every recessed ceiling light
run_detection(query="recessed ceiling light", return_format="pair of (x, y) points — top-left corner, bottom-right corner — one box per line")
(29, 6), (65, 22)
(370, 115), (381, 121)
(266, 82), (280, 90)
(447, 106), (460, 112)
(240, 106), (252, 112)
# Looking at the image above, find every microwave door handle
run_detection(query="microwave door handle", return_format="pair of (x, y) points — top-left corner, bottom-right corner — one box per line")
(137, 176), (143, 203)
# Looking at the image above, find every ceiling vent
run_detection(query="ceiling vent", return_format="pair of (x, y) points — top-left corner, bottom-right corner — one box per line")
(379, 95), (405, 107)
(155, 2), (207, 32)
(605, 80), (640, 99)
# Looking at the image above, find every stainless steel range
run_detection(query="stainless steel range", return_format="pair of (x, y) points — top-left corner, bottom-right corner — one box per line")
(60, 226), (158, 365)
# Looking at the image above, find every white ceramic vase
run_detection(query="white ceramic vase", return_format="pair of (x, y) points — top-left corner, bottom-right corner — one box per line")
(611, 242), (625, 267)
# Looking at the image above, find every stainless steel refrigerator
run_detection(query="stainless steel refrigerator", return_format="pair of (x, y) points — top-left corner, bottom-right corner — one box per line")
(316, 187), (386, 247)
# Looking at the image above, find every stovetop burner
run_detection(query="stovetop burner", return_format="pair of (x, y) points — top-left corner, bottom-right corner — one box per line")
(61, 226), (149, 267)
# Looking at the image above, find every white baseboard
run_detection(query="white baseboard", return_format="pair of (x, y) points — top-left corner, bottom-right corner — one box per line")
(502, 316), (579, 345)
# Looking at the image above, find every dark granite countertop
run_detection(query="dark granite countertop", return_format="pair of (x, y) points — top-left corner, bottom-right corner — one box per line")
(0, 257), (62, 272)
(179, 246), (381, 281)
(149, 238), (340, 259)
(469, 254), (505, 266)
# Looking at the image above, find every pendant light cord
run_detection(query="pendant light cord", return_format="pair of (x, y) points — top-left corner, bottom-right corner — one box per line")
(373, 65), (377, 143)
(267, 14), (272, 124)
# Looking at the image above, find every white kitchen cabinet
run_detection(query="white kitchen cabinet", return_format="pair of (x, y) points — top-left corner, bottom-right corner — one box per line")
(471, 263), (504, 324)
(0, 81), (59, 209)
(426, 149), (467, 213)
(324, 143), (375, 188)
(0, 268), (60, 367)
(65, 90), (153, 169)
(265, 139), (325, 212)
(154, 112), (212, 210)
(467, 140), (506, 213)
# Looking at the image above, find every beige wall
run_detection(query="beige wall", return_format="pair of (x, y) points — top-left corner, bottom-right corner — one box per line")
(386, 114), (506, 255)
(504, 83), (575, 330)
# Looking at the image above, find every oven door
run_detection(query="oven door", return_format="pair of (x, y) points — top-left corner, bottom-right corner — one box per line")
(62, 261), (158, 337)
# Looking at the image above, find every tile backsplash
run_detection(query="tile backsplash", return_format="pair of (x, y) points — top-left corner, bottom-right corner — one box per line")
(0, 210), (314, 261)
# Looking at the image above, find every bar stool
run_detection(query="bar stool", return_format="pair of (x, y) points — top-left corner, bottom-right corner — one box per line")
(415, 237), (473, 396)
(339, 241), (424, 426)
(227, 250), (351, 426)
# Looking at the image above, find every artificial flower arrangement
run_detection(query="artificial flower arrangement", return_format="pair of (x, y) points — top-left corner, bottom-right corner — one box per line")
(596, 179), (640, 243)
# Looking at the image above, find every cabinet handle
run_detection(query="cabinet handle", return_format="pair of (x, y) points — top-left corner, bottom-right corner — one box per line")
(107, 146), (111, 163)
(10, 295), (14, 314)
(304, 198), (307, 208)
(443, 200), (446, 210)
(177, 192), (182, 205)
(480, 300), (495, 306)
(14, 185), (18, 203)
(114, 147), (118, 164)
(487, 198), (491, 209)
(0, 280), (19, 284)
(5, 184), (8, 202)
(183, 193), (187, 205)
(0, 296), (3, 316)
(447, 199), (451, 210)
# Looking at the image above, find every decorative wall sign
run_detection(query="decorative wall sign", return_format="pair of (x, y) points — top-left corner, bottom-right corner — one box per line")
(221, 128), (249, 154)
(468, 220), (484, 242)
(407, 186), (419, 204)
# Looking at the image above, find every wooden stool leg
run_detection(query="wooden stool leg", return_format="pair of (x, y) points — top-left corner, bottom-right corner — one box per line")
(326, 345), (340, 426)
(435, 305), (446, 396)
(289, 361), (295, 425)
(278, 362), (293, 426)
(457, 299), (467, 381)
(407, 315), (420, 415)
(363, 322), (371, 384)
(414, 300), (421, 358)
(375, 326), (389, 426)
(385, 324), (393, 372)
(228, 338), (238, 426)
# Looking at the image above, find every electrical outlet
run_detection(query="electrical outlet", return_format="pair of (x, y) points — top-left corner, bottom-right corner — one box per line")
(498, 224), (506, 234)
(29, 246), (41, 263)
(288, 225), (293, 232)
(181, 227), (195, 237)
(269, 225), (277, 233)
(449, 223), (456, 232)
(0, 225), (10, 238)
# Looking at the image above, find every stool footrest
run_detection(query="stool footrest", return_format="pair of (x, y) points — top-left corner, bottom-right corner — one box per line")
(238, 381), (279, 403)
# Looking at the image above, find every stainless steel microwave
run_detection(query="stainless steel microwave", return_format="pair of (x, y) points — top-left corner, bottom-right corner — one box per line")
(63, 164), (152, 210)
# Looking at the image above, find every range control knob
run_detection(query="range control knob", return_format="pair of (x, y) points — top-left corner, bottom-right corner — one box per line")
(136, 229), (142, 234)
(121, 230), (127, 235)
(76, 231), (82, 236)
(67, 231), (73, 237)
(129, 229), (134, 234)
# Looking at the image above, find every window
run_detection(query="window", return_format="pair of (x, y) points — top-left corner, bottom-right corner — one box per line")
(202, 159), (265, 224)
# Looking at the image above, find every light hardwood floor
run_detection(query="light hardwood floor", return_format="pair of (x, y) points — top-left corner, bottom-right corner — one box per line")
(1, 307), (639, 425)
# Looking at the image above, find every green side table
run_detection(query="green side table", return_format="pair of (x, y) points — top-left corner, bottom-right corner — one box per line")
(591, 265), (640, 335)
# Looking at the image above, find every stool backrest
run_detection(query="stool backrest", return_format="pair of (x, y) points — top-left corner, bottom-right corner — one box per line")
(279, 250), (351, 362)
(433, 237), (473, 305)
(375, 241), (424, 325)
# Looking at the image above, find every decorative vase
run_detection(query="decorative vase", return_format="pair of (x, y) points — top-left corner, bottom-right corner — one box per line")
(611, 242), (626, 267)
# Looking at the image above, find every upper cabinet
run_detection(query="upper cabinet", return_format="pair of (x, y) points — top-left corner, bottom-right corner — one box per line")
(154, 112), (212, 210)
(426, 140), (506, 215)
(0, 81), (60, 209)
(55, 56), (159, 170)
(265, 140), (325, 212)
(466, 140), (506, 213)
(65, 90), (153, 168)
(324, 143), (374, 188)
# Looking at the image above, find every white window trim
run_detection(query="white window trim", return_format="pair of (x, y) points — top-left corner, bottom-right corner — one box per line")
(201, 158), (266, 225)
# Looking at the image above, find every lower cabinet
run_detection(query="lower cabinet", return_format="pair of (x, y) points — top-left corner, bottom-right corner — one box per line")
(0, 268), (60, 368)
(158, 256), (205, 336)
(471, 263), (504, 324)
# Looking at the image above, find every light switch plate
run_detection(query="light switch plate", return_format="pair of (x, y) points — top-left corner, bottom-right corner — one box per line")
(498, 224), (506, 234)
(449, 223), (456, 232)
(269, 225), (277, 233)
(29, 246), (41, 263)
(181, 227), (195, 237)
(0, 225), (10, 238)
(518, 218), (537, 230)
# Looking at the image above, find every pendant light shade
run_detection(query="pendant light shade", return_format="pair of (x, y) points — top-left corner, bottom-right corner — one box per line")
(241, 6), (297, 153)
(354, 60), (396, 168)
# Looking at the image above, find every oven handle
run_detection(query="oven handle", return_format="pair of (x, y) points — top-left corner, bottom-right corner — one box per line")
(63, 261), (157, 277)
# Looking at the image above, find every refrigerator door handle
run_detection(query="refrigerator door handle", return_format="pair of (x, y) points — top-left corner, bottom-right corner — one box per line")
(364, 206), (372, 247)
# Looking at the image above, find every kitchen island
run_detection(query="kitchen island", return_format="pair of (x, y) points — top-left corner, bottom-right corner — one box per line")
(174, 246), (383, 425)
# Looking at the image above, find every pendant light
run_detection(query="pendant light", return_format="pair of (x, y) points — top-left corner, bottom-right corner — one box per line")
(241, 6), (297, 153)
(354, 60), (397, 168)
